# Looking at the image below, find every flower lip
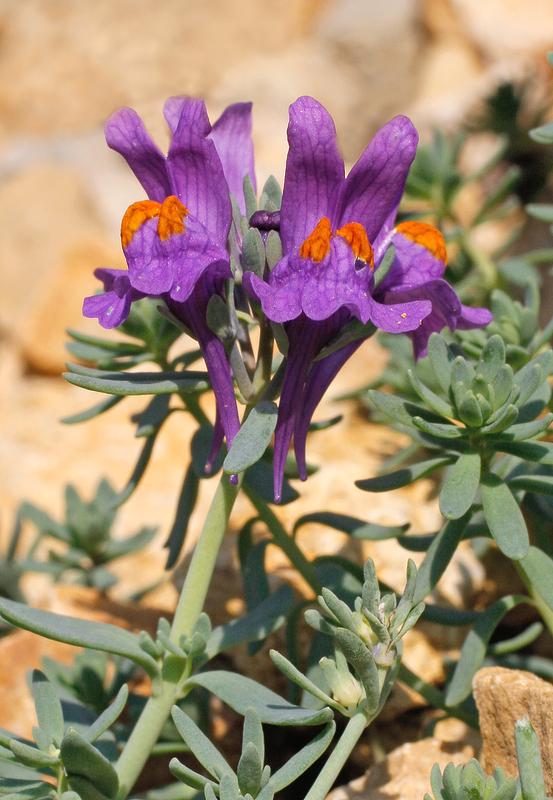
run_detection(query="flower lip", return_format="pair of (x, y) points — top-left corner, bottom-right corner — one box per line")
(121, 195), (189, 249)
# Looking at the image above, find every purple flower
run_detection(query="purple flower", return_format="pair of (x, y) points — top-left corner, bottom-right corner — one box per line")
(372, 220), (492, 358)
(245, 96), (491, 501)
(83, 98), (256, 453)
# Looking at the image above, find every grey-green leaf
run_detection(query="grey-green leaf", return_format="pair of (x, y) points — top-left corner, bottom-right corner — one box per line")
(268, 722), (336, 792)
(86, 685), (128, 743)
(30, 671), (64, 746)
(64, 367), (210, 397)
(439, 453), (481, 520)
(186, 672), (333, 726)
(224, 402), (278, 474)
(481, 474), (529, 560)
(171, 706), (231, 780)
(0, 599), (158, 677)
(356, 457), (453, 493)
(202, 585), (293, 662)
(445, 595), (527, 706)
(61, 729), (118, 798)
(517, 546), (553, 614)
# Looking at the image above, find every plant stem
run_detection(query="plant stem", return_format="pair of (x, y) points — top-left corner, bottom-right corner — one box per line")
(303, 711), (368, 800)
(244, 486), (322, 593)
(115, 474), (240, 799)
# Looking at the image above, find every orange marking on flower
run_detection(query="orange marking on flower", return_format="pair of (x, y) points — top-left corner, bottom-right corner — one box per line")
(396, 221), (447, 264)
(121, 195), (188, 248)
(121, 200), (161, 248)
(157, 195), (189, 241)
(336, 222), (374, 267)
(299, 216), (332, 262)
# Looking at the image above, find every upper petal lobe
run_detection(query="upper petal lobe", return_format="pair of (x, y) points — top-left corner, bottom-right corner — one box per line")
(280, 96), (345, 254)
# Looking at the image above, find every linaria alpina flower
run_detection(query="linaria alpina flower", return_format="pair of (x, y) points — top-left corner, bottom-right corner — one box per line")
(245, 96), (491, 501)
(84, 98), (256, 454)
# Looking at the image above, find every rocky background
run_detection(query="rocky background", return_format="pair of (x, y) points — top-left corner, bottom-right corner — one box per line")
(1, 1), (553, 797)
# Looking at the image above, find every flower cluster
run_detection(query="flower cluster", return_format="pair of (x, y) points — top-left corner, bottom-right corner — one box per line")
(84, 95), (491, 500)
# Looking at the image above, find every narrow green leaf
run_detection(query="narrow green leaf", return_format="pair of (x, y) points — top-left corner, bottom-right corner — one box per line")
(86, 685), (128, 743)
(457, 391), (483, 427)
(61, 395), (123, 425)
(164, 467), (200, 569)
(171, 706), (231, 780)
(242, 709), (264, 769)
(508, 474), (553, 496)
(515, 718), (546, 800)
(293, 512), (409, 540)
(496, 440), (553, 464)
(64, 367), (210, 397)
(427, 334), (453, 393)
(268, 722), (335, 791)
(333, 628), (379, 713)
(356, 456), (453, 492)
(439, 453), (481, 520)
(269, 650), (336, 708)
(413, 515), (469, 604)
(224, 402), (278, 474)
(30, 671), (64, 746)
(492, 414), (553, 442)
(242, 228), (266, 277)
(529, 121), (553, 144)
(237, 741), (262, 796)
(445, 595), (528, 706)
(61, 729), (118, 798)
(169, 759), (218, 793)
(366, 390), (429, 428)
(186, 672), (333, 726)
(202, 585), (293, 662)
(9, 740), (58, 769)
(481, 474), (529, 559)
(265, 230), (282, 269)
(518, 546), (553, 613)
(412, 417), (463, 439)
(0, 599), (158, 677)
(476, 335), (506, 382)
(407, 370), (453, 417)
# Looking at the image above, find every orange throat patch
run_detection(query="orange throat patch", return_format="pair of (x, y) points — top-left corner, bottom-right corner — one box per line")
(299, 217), (332, 262)
(336, 222), (374, 267)
(121, 195), (189, 248)
(395, 220), (447, 264)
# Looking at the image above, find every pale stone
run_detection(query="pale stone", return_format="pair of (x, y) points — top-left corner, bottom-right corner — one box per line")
(453, 0), (553, 59)
(327, 736), (476, 800)
(473, 667), (553, 792)
(0, 585), (162, 738)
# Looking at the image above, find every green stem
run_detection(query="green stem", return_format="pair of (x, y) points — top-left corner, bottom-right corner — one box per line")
(115, 474), (240, 799)
(303, 711), (368, 800)
(244, 486), (322, 593)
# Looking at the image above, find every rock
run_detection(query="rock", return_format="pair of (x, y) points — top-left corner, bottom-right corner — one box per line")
(453, 0), (553, 59)
(20, 242), (120, 375)
(0, 0), (317, 139)
(327, 736), (476, 800)
(0, 162), (111, 336)
(0, 585), (163, 738)
(473, 667), (553, 792)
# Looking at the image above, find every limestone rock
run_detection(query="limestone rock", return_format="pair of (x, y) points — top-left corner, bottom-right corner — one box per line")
(0, 585), (163, 738)
(20, 242), (119, 375)
(453, 0), (553, 59)
(327, 736), (476, 800)
(473, 667), (553, 792)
